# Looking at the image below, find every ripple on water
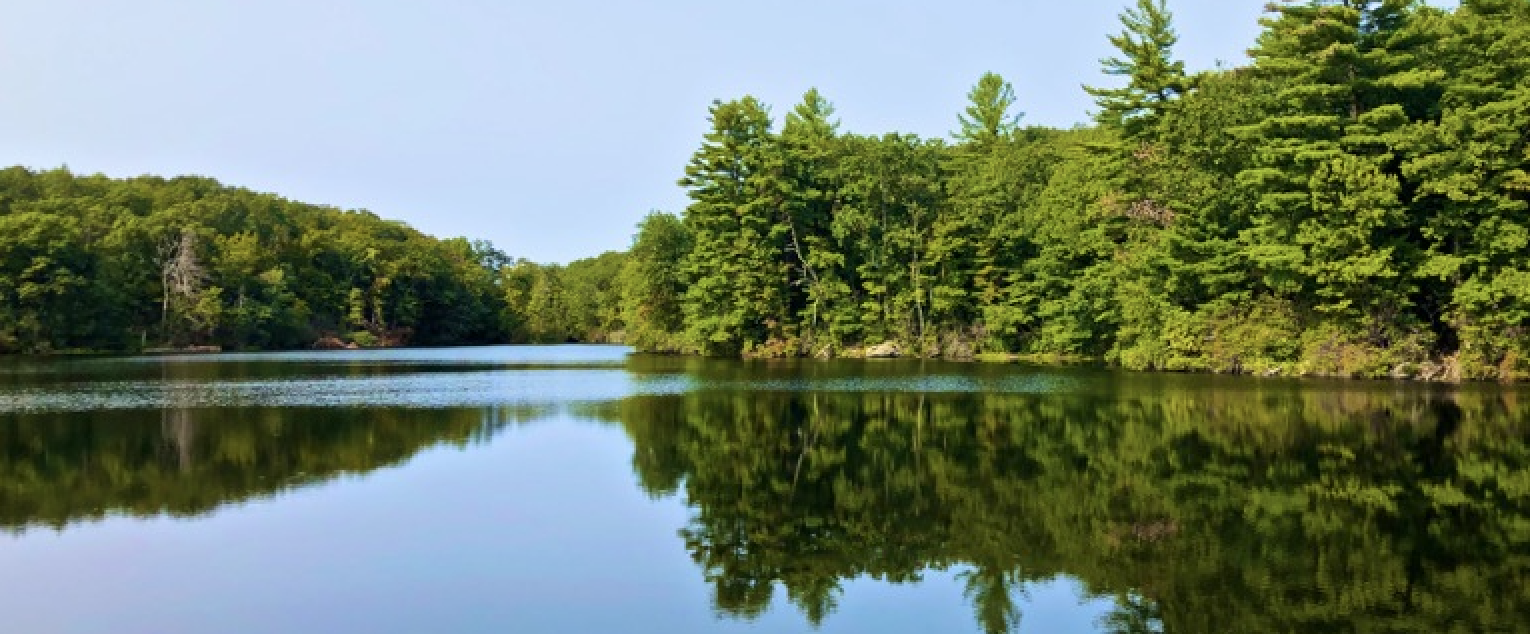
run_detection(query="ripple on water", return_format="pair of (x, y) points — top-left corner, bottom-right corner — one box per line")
(629, 372), (1077, 395)
(0, 369), (636, 413)
(1, 345), (1085, 413)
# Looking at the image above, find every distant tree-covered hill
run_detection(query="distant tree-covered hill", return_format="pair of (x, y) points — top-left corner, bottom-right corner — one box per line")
(0, 167), (519, 352)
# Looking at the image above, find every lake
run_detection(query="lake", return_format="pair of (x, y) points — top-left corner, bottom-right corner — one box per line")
(2, 345), (1527, 633)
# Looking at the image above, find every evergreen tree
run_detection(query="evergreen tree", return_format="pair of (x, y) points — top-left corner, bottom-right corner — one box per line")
(1079, 0), (1189, 366)
(777, 89), (848, 351)
(1404, 0), (1530, 377)
(955, 72), (1022, 144)
(1084, 0), (1187, 137)
(933, 73), (1024, 350)
(1236, 0), (1436, 333)
(1013, 128), (1126, 356)
(16, 1), (1530, 380)
(677, 97), (789, 356)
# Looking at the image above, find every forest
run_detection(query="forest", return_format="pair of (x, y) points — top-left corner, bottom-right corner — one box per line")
(4, 0), (1529, 381)
(620, 0), (1530, 380)
(0, 167), (623, 353)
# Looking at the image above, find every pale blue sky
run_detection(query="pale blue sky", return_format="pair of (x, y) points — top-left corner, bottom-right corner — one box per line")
(1, 1), (1267, 264)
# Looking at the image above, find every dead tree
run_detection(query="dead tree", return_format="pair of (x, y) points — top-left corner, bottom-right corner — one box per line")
(158, 228), (207, 342)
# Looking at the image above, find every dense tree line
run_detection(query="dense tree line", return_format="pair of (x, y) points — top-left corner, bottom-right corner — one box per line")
(621, 0), (1530, 380)
(9, 0), (1527, 383)
(0, 164), (632, 353)
(501, 251), (627, 344)
(0, 168), (516, 353)
(595, 357), (1530, 633)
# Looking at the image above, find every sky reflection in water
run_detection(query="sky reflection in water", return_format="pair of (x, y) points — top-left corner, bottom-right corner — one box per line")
(3, 346), (1525, 633)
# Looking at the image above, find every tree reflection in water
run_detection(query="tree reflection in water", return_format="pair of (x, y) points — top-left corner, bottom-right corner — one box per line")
(0, 404), (540, 532)
(600, 384), (1530, 634)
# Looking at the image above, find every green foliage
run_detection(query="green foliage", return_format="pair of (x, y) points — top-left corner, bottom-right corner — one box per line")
(1402, 0), (1530, 379)
(621, 212), (691, 352)
(618, 1), (1530, 380)
(525, 265), (568, 343)
(935, 73), (1028, 346)
(0, 168), (509, 353)
(562, 251), (627, 342)
(1235, 0), (1439, 326)
(956, 72), (1022, 143)
(833, 133), (947, 351)
(676, 97), (790, 356)
(13, 1), (1530, 376)
(347, 330), (380, 348)
(499, 252), (629, 344)
(777, 89), (846, 352)
(0, 211), (93, 352)
(1084, 0), (1187, 137)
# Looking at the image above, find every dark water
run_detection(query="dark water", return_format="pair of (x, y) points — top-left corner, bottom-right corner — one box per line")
(2, 346), (1528, 633)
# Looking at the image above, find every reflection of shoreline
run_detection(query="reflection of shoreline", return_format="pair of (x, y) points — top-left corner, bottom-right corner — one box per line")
(606, 389), (1530, 634)
(0, 405), (545, 534)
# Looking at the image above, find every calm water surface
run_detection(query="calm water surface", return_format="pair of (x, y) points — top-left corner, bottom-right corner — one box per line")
(2, 345), (1528, 633)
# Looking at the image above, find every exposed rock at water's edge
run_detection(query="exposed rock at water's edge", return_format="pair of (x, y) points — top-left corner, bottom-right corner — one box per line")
(312, 337), (358, 350)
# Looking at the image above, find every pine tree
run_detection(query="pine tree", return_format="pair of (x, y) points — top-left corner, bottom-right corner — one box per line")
(1083, 0), (1187, 138)
(955, 72), (1022, 144)
(1012, 128), (1125, 356)
(778, 89), (849, 350)
(1081, 0), (1191, 366)
(1236, 0), (1436, 332)
(934, 73), (1024, 344)
(677, 97), (786, 356)
(1403, 0), (1530, 376)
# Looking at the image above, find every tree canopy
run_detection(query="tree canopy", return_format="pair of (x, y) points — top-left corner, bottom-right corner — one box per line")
(0, 169), (515, 353)
(7, 1), (1530, 382)
(618, 0), (1530, 380)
